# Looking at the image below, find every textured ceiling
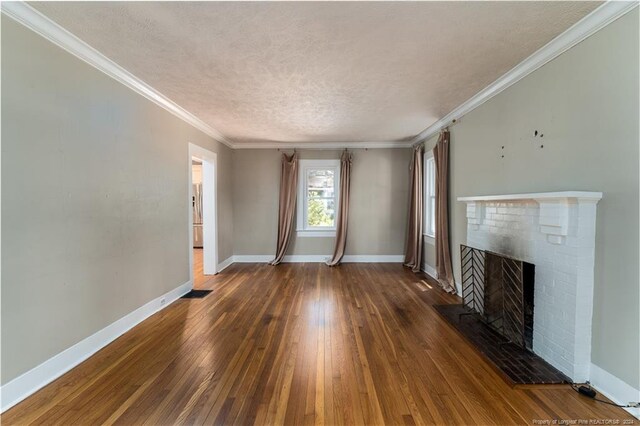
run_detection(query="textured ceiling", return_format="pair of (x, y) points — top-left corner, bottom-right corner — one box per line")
(31, 1), (600, 146)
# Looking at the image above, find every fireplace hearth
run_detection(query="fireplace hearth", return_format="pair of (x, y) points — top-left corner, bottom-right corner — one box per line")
(433, 244), (569, 385)
(433, 304), (570, 385)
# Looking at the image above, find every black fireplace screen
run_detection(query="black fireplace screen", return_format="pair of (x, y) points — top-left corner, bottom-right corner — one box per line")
(460, 245), (535, 350)
(461, 245), (485, 315)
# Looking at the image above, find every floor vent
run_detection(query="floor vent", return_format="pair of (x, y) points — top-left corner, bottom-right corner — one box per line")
(181, 290), (213, 299)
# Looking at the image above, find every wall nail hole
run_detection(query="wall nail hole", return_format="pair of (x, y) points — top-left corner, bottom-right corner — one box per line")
(540, 134), (544, 137)
(501, 146), (504, 149)
(540, 145), (544, 148)
(534, 130), (538, 136)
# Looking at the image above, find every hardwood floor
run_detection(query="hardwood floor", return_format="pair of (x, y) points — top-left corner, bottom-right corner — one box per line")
(3, 262), (633, 425)
(193, 248), (206, 288)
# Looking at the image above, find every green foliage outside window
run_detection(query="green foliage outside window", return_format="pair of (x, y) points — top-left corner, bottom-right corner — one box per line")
(307, 190), (334, 226)
(308, 198), (333, 226)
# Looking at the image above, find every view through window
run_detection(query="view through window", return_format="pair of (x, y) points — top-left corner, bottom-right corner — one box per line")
(297, 159), (340, 234)
(306, 169), (336, 227)
(425, 155), (436, 237)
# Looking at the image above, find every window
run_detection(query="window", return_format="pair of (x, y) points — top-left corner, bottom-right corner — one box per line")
(297, 159), (340, 236)
(424, 153), (436, 239)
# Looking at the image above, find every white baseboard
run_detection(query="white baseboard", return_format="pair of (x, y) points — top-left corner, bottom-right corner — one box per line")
(421, 262), (438, 279)
(589, 363), (640, 419)
(232, 255), (274, 263)
(0, 280), (192, 413)
(455, 280), (462, 296)
(341, 255), (404, 263)
(421, 263), (462, 295)
(231, 254), (404, 264)
(283, 255), (329, 262)
(217, 256), (234, 272)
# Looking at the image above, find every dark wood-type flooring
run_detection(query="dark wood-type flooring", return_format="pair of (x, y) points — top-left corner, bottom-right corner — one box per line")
(3, 254), (633, 425)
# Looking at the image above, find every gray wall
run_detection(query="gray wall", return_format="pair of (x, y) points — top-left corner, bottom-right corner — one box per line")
(1, 17), (234, 384)
(233, 148), (411, 256)
(423, 10), (639, 389)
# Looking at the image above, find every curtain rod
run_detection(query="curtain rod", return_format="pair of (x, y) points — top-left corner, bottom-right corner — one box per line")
(437, 118), (457, 135)
(276, 147), (367, 151)
(418, 118), (457, 148)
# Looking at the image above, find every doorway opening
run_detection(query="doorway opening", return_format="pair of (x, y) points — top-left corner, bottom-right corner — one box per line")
(188, 144), (218, 289)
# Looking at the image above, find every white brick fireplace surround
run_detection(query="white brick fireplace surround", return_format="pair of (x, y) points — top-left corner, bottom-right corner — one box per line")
(457, 191), (602, 383)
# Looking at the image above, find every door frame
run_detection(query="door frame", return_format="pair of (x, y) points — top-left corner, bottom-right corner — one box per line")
(188, 143), (218, 285)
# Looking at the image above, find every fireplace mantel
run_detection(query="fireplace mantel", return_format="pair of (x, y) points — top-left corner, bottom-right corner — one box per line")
(458, 191), (602, 245)
(457, 191), (602, 203)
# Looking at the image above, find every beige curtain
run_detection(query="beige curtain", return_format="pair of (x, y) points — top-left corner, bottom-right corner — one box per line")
(404, 145), (423, 272)
(270, 152), (298, 265)
(433, 131), (456, 292)
(327, 150), (353, 266)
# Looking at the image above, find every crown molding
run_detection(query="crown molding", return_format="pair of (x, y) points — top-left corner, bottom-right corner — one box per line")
(1, 1), (235, 149)
(232, 140), (413, 150)
(410, 0), (640, 145)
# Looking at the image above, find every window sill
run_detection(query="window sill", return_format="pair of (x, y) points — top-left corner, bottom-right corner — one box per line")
(297, 230), (336, 238)
(423, 234), (436, 245)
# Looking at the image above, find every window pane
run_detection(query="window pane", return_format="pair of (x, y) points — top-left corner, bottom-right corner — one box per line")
(424, 156), (437, 236)
(308, 189), (334, 198)
(430, 197), (436, 235)
(429, 159), (436, 193)
(307, 198), (335, 227)
(307, 169), (335, 198)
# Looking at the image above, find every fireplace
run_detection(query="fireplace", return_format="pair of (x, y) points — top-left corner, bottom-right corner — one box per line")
(461, 245), (535, 350)
(457, 191), (602, 382)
